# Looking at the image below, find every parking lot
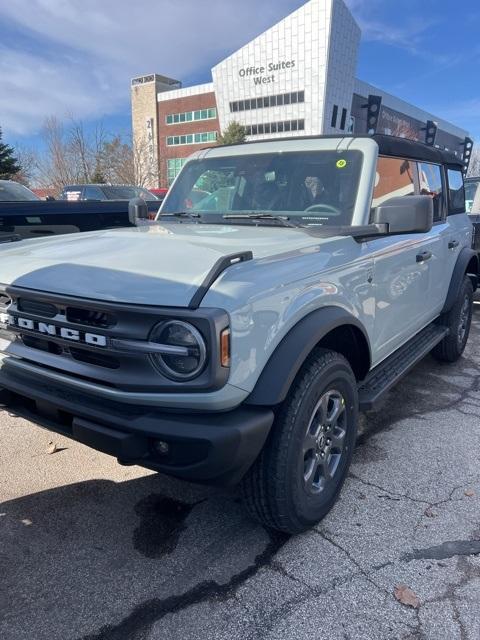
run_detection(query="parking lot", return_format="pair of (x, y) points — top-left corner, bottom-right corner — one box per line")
(1, 304), (479, 640)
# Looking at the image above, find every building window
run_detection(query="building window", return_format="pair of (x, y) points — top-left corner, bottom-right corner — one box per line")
(229, 91), (305, 113)
(244, 119), (305, 137)
(331, 105), (338, 128)
(166, 108), (217, 125)
(167, 158), (188, 185)
(166, 131), (218, 146)
(340, 108), (347, 131)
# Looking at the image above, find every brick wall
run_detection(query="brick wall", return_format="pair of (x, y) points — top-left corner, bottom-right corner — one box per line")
(157, 92), (219, 187)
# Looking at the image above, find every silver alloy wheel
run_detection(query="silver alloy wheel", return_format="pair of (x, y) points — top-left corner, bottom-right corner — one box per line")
(458, 294), (470, 346)
(303, 389), (347, 495)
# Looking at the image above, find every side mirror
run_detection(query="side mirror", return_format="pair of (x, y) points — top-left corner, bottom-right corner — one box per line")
(372, 196), (433, 234)
(45, 195), (56, 201)
(128, 198), (149, 225)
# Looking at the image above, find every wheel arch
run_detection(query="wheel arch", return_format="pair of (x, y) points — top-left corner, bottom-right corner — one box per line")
(442, 248), (478, 314)
(245, 306), (371, 407)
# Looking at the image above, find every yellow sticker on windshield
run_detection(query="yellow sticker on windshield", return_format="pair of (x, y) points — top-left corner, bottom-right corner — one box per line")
(336, 159), (347, 169)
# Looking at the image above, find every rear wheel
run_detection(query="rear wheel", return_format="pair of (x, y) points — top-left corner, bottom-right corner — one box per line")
(241, 349), (358, 534)
(432, 276), (473, 363)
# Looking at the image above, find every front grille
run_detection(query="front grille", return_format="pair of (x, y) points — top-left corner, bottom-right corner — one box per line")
(18, 298), (57, 318)
(20, 335), (119, 370)
(1, 285), (227, 394)
(69, 347), (120, 369)
(66, 307), (116, 328)
(22, 335), (63, 355)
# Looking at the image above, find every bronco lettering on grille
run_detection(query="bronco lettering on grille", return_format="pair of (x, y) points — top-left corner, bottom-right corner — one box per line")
(6, 315), (107, 347)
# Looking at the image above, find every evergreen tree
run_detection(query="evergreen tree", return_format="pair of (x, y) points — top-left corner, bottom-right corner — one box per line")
(217, 121), (247, 146)
(91, 165), (107, 183)
(0, 127), (21, 179)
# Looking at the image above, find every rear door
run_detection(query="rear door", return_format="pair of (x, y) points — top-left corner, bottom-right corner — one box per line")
(442, 167), (473, 291)
(417, 162), (449, 315)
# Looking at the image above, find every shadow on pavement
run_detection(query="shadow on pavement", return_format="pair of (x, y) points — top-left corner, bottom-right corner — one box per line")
(0, 472), (286, 640)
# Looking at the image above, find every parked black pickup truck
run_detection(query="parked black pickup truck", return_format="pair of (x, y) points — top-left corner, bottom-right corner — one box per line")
(0, 199), (160, 242)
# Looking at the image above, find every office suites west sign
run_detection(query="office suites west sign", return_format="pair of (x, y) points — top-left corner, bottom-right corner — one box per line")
(238, 59), (297, 85)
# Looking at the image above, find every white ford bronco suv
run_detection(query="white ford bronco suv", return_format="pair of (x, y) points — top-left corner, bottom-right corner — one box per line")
(0, 134), (476, 534)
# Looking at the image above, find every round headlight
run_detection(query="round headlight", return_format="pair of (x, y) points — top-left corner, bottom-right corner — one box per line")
(149, 320), (207, 380)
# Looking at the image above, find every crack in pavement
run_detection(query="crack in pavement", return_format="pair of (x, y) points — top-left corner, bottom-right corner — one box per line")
(350, 473), (470, 513)
(78, 530), (289, 640)
(316, 528), (391, 598)
(244, 567), (416, 640)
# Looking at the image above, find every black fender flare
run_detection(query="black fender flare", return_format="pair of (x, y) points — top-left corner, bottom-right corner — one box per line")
(245, 306), (371, 407)
(442, 248), (478, 314)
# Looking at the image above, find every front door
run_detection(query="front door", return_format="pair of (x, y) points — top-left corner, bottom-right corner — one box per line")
(367, 156), (436, 366)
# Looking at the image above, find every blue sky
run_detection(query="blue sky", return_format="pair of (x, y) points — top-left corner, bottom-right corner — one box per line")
(0, 0), (479, 151)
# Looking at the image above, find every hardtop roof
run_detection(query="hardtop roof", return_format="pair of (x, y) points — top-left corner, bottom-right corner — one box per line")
(202, 134), (464, 168)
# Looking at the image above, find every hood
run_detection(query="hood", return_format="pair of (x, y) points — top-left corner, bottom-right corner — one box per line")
(0, 223), (324, 307)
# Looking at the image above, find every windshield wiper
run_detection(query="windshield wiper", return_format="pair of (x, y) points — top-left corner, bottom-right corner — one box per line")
(223, 213), (299, 228)
(160, 211), (201, 219)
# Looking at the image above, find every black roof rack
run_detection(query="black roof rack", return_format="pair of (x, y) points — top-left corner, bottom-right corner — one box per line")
(372, 134), (464, 168)
(202, 133), (464, 168)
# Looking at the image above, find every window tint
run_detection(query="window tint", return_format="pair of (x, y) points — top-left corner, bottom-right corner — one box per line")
(163, 150), (364, 227)
(0, 181), (40, 201)
(163, 150), (362, 226)
(372, 157), (416, 208)
(447, 169), (466, 214)
(418, 163), (443, 221)
(84, 186), (104, 200)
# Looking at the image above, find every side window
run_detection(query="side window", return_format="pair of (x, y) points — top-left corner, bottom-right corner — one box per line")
(372, 157), (416, 208)
(446, 168), (466, 214)
(418, 163), (444, 221)
(84, 186), (103, 200)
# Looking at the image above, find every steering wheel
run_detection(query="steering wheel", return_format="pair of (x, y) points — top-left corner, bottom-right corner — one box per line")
(304, 203), (341, 215)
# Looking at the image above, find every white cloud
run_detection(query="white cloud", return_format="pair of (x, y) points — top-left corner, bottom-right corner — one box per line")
(0, 0), (300, 136)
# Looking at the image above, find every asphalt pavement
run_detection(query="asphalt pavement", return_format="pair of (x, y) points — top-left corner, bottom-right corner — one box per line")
(1, 304), (480, 640)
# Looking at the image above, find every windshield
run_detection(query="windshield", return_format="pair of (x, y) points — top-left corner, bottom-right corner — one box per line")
(101, 186), (158, 201)
(0, 181), (40, 201)
(465, 180), (480, 213)
(161, 150), (363, 226)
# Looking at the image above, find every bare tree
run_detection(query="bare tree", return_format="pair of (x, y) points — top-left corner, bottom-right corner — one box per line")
(33, 115), (164, 190)
(35, 117), (74, 190)
(34, 117), (109, 190)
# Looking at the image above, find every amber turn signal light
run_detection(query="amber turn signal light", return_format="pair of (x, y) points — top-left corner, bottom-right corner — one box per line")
(220, 328), (231, 367)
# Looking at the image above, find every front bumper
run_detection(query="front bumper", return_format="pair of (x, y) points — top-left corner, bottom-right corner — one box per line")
(0, 363), (274, 486)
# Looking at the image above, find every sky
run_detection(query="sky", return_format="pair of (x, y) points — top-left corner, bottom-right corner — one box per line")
(0, 0), (479, 151)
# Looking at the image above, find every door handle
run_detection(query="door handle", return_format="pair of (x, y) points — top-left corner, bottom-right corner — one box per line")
(416, 250), (432, 263)
(448, 240), (459, 249)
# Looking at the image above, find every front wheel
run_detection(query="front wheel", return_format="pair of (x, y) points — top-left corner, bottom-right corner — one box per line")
(432, 275), (473, 363)
(241, 349), (358, 534)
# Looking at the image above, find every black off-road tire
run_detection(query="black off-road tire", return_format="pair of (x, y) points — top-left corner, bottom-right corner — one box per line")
(241, 348), (358, 534)
(432, 276), (473, 363)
